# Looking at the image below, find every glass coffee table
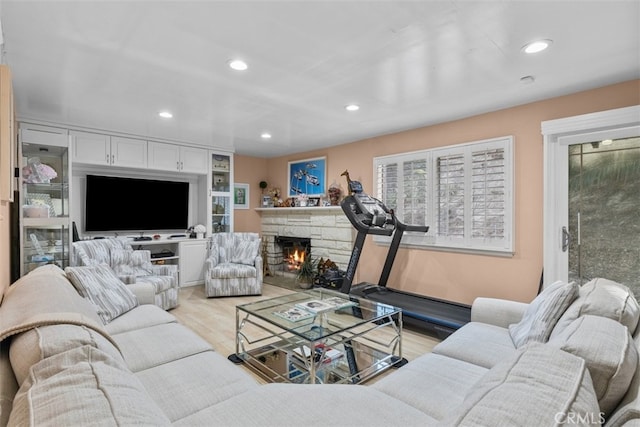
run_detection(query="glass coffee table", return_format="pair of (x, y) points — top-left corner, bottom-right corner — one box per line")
(228, 288), (404, 384)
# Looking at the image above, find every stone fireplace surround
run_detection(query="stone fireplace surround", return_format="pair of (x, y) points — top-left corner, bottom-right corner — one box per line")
(257, 206), (354, 276)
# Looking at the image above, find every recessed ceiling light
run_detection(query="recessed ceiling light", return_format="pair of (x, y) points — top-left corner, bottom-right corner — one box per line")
(158, 111), (173, 119)
(601, 139), (613, 146)
(260, 132), (272, 140)
(520, 75), (535, 84)
(228, 59), (248, 71)
(345, 104), (360, 112)
(522, 39), (553, 54)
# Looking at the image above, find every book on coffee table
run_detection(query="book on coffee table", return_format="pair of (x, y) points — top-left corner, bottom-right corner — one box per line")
(295, 299), (335, 313)
(322, 296), (357, 310)
(273, 307), (315, 322)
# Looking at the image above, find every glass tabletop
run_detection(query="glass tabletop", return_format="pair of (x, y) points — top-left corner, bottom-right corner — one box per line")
(237, 288), (401, 341)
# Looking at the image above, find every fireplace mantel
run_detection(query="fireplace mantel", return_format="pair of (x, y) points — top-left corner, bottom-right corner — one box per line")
(255, 206), (342, 213)
(258, 205), (354, 274)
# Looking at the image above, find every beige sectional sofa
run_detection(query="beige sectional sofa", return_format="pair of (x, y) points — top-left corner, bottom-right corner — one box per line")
(1, 265), (639, 426)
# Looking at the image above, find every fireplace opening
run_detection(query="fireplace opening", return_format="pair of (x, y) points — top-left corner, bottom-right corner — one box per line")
(275, 236), (311, 272)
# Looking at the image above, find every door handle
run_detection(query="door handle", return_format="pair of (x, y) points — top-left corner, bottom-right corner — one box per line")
(562, 226), (570, 252)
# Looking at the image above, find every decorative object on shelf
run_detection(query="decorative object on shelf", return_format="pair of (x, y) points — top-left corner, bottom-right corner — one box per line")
(193, 224), (206, 239)
(340, 170), (363, 195)
(212, 155), (229, 171)
(297, 193), (309, 207)
(282, 198), (294, 207)
(328, 185), (342, 205)
(26, 193), (56, 217)
(268, 187), (282, 207)
(262, 195), (274, 208)
(234, 183), (250, 209)
(308, 197), (320, 207)
(22, 157), (58, 184)
(296, 255), (318, 289)
(288, 156), (326, 197)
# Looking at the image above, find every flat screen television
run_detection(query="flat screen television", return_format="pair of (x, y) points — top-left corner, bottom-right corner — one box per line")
(85, 174), (189, 232)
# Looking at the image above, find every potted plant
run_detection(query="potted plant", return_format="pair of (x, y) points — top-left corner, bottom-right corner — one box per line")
(296, 255), (318, 289)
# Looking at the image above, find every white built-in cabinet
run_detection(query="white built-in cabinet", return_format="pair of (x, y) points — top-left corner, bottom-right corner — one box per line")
(71, 130), (148, 168)
(17, 121), (234, 281)
(148, 141), (208, 174)
(178, 239), (209, 287)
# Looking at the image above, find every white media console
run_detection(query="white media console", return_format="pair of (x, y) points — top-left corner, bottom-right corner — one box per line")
(129, 237), (209, 288)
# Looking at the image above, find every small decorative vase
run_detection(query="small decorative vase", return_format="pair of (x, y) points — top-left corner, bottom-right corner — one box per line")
(196, 232), (204, 239)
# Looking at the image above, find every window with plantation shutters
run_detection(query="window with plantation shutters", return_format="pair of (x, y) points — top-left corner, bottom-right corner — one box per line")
(374, 136), (513, 255)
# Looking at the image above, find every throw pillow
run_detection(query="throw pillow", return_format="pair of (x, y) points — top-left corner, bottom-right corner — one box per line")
(231, 240), (260, 265)
(508, 280), (578, 348)
(65, 264), (138, 324)
(551, 277), (640, 338)
(548, 315), (638, 417)
(110, 248), (152, 278)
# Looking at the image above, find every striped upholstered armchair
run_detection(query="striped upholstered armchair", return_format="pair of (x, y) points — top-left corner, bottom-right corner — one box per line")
(71, 238), (179, 310)
(204, 232), (263, 297)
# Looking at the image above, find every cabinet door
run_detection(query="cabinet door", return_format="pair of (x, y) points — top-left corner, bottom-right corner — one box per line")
(178, 240), (208, 287)
(180, 146), (208, 174)
(111, 136), (147, 168)
(148, 141), (180, 172)
(71, 130), (110, 166)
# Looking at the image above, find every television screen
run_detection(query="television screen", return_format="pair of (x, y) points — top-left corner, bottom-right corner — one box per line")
(85, 175), (189, 232)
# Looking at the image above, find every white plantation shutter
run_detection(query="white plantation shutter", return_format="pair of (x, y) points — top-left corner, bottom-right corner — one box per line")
(402, 159), (427, 226)
(471, 147), (506, 241)
(376, 162), (398, 211)
(374, 136), (513, 254)
(375, 155), (429, 234)
(437, 153), (465, 240)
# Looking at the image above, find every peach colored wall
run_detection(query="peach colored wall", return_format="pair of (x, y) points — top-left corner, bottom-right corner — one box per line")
(242, 80), (639, 305)
(232, 154), (268, 232)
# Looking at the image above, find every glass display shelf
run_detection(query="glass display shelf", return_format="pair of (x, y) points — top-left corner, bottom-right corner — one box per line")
(22, 224), (69, 274)
(19, 131), (71, 276)
(212, 195), (231, 233)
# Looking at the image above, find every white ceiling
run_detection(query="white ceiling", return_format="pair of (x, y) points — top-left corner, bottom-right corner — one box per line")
(1, 1), (639, 158)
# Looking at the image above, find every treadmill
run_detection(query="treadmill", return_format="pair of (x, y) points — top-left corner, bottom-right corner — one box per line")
(339, 186), (471, 339)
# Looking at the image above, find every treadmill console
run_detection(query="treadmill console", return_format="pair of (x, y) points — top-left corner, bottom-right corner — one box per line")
(341, 193), (395, 235)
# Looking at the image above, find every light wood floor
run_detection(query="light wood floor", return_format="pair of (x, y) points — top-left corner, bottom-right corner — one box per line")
(170, 284), (441, 384)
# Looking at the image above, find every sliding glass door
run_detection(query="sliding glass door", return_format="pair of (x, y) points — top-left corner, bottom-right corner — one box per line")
(542, 106), (640, 294)
(567, 137), (640, 294)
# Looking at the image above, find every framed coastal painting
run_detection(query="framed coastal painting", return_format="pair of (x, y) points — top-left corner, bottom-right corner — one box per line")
(287, 156), (326, 197)
(234, 183), (250, 209)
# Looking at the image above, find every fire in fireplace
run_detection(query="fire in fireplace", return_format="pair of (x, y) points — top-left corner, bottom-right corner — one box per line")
(275, 236), (311, 272)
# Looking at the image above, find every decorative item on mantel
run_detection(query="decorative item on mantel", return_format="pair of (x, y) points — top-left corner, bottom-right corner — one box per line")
(341, 170), (363, 195)
(297, 193), (309, 207)
(327, 184), (342, 206)
(268, 187), (282, 207)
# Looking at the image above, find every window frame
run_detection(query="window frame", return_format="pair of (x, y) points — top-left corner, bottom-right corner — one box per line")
(373, 136), (514, 256)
